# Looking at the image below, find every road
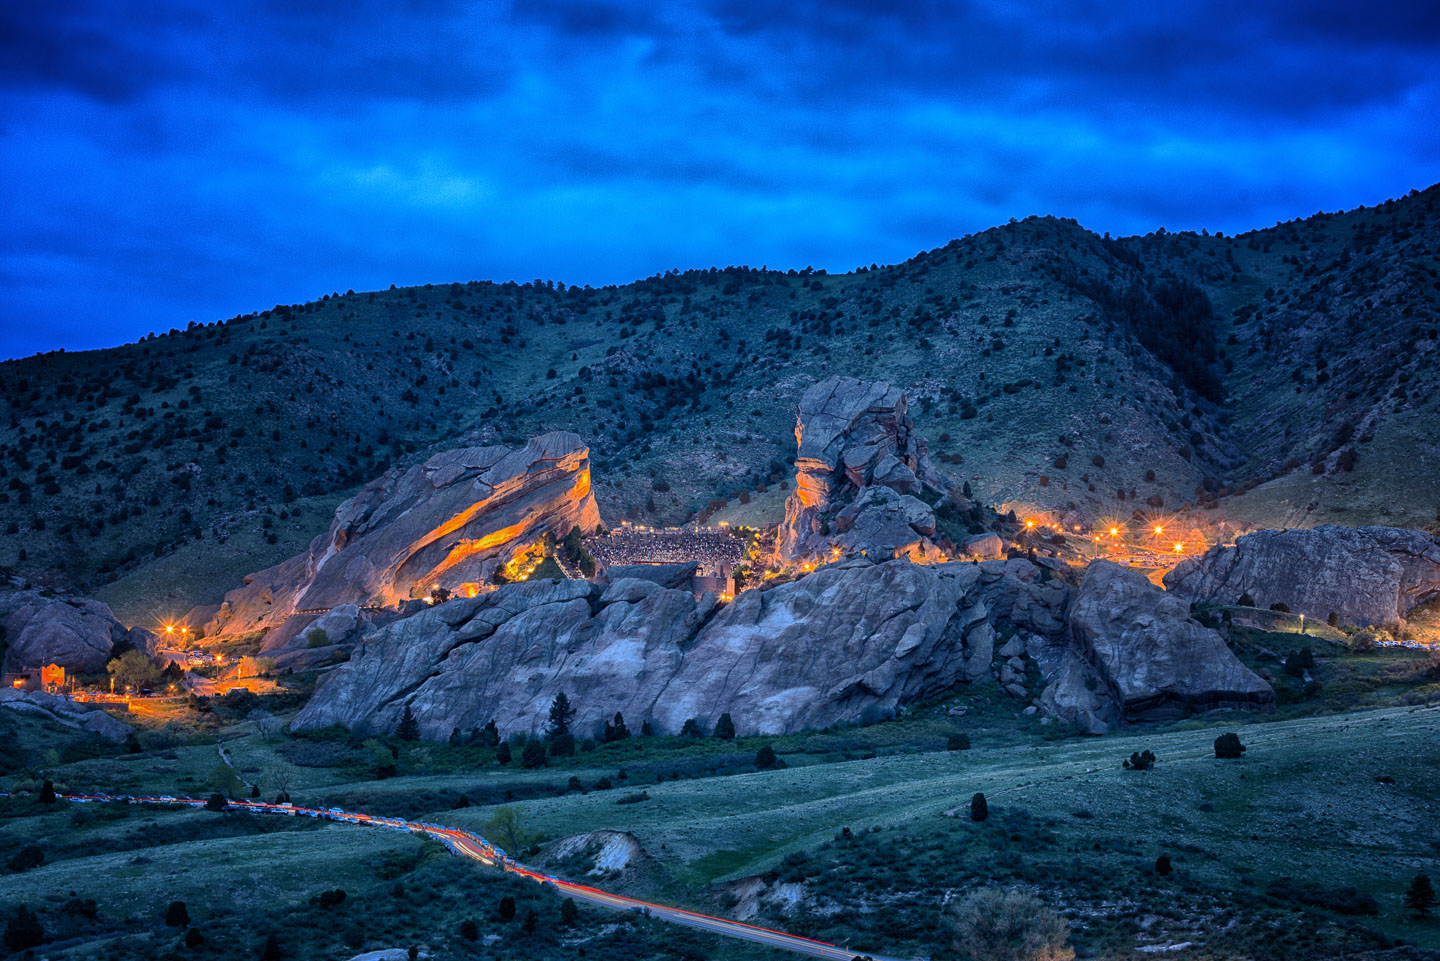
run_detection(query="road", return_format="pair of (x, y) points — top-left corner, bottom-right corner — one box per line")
(16, 790), (907, 961)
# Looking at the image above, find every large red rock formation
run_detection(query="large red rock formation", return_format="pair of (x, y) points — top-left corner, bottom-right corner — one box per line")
(192, 432), (601, 650)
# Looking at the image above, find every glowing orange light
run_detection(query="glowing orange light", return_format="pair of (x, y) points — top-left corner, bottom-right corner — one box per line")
(1025, 520), (1035, 529)
(1173, 543), (1184, 553)
(1109, 528), (1118, 537)
(1154, 526), (1164, 536)
(164, 625), (175, 634)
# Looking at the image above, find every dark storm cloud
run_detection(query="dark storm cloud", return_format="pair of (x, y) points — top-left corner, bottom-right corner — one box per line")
(1, 0), (1436, 358)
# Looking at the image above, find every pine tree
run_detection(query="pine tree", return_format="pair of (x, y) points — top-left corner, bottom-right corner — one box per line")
(496, 742), (512, 765)
(396, 703), (420, 741)
(970, 792), (989, 822)
(40, 779), (56, 804)
(754, 744), (781, 770)
(449, 727), (463, 747)
(1155, 855), (1172, 876)
(546, 692), (576, 739)
(522, 909), (539, 935)
(499, 895), (516, 922)
(714, 713), (736, 740)
(1406, 872), (1436, 918)
(261, 932), (282, 960)
(481, 719), (500, 747)
(605, 712), (630, 742)
(561, 898), (579, 925)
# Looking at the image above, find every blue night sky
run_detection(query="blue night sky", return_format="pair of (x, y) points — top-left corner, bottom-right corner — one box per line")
(2, 0), (1437, 359)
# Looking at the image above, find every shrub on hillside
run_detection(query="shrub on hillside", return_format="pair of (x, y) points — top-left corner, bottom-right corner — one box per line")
(1214, 733), (1245, 759)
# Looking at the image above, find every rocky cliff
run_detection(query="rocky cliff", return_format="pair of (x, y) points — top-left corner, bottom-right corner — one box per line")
(0, 587), (150, 674)
(191, 432), (602, 650)
(291, 557), (1068, 739)
(1042, 561), (1273, 732)
(776, 377), (950, 564)
(1163, 525), (1440, 627)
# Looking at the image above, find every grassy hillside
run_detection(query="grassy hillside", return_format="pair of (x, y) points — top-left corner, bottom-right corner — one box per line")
(4, 630), (1439, 959)
(2, 184), (1437, 619)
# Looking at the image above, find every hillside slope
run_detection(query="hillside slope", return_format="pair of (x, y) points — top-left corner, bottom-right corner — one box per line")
(2, 184), (1437, 622)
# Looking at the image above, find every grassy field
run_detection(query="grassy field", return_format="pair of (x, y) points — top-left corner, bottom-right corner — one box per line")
(4, 630), (1440, 959)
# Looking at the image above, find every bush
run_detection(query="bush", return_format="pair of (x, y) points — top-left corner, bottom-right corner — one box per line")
(165, 900), (190, 927)
(460, 919), (479, 940)
(4, 906), (44, 952)
(549, 732), (575, 758)
(754, 744), (784, 770)
(6, 845), (43, 873)
(1155, 854), (1172, 875)
(305, 628), (330, 648)
(680, 717), (708, 738)
(1123, 749), (1156, 771)
(944, 888), (1073, 961)
(714, 713), (736, 740)
(1214, 732), (1245, 759)
(185, 927), (205, 948)
(970, 792), (989, 822)
(1266, 876), (1379, 915)
(947, 733), (971, 751)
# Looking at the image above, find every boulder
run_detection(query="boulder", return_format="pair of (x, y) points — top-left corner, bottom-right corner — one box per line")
(188, 432), (602, 651)
(1054, 561), (1273, 723)
(1164, 525), (1440, 627)
(292, 558), (1069, 740)
(0, 689), (134, 742)
(777, 377), (949, 563)
(830, 487), (944, 562)
(0, 590), (129, 674)
(963, 532), (1005, 560)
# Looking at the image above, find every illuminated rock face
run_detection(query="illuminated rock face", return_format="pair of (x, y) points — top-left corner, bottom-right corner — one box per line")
(196, 432), (601, 650)
(777, 377), (950, 563)
(1164, 525), (1440, 627)
(291, 557), (1070, 740)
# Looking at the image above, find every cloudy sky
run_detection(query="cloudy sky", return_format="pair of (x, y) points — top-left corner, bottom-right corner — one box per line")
(2, 0), (1437, 358)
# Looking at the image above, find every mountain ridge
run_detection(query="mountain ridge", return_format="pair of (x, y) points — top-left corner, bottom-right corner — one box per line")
(2, 182), (1437, 623)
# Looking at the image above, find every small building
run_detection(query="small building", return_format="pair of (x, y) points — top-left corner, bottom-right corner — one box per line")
(40, 663), (66, 690)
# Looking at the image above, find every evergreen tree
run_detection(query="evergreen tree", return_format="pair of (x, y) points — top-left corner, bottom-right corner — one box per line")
(970, 792), (989, 822)
(185, 927), (205, 948)
(641, 719), (655, 736)
(521, 741), (548, 768)
(165, 901), (190, 927)
(40, 779), (56, 804)
(561, 898), (579, 925)
(499, 895), (516, 922)
(549, 732), (575, 757)
(396, 703), (420, 742)
(449, 727), (463, 747)
(261, 932), (282, 960)
(496, 742), (512, 765)
(522, 909), (539, 935)
(546, 692), (576, 739)
(714, 713), (736, 740)
(205, 792), (228, 811)
(481, 719), (500, 747)
(460, 919), (479, 941)
(604, 712), (630, 742)
(680, 717), (707, 738)
(1155, 855), (1172, 876)
(1406, 872), (1436, 918)
(754, 744), (782, 770)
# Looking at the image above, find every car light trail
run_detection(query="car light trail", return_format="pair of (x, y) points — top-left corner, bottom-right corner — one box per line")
(2, 790), (903, 961)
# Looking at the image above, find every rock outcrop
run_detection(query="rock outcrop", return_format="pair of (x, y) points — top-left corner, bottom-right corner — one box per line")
(292, 557), (1068, 740)
(191, 432), (602, 650)
(1164, 525), (1440, 627)
(777, 377), (949, 564)
(0, 589), (138, 674)
(1042, 561), (1273, 732)
(0, 689), (135, 742)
